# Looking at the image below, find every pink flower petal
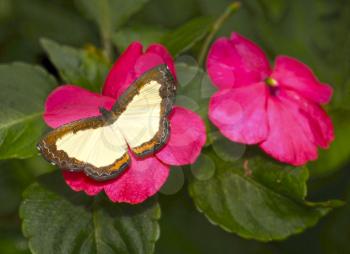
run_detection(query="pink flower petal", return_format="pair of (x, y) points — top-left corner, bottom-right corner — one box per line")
(134, 52), (164, 79)
(208, 83), (269, 144)
(63, 171), (105, 196)
(207, 32), (271, 89)
(156, 107), (206, 165)
(104, 154), (169, 204)
(282, 90), (334, 149)
(102, 42), (143, 99)
(143, 44), (176, 78)
(129, 44), (176, 99)
(44, 85), (115, 128)
(260, 95), (318, 166)
(272, 56), (333, 104)
(103, 42), (176, 101)
(63, 154), (169, 204)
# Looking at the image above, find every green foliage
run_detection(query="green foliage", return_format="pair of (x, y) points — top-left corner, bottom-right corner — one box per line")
(113, 26), (167, 52)
(41, 39), (110, 92)
(0, 63), (57, 159)
(0, 160), (37, 215)
(175, 63), (215, 128)
(0, 0), (348, 253)
(189, 152), (343, 241)
(75, 0), (150, 59)
(0, 158), (54, 254)
(133, 0), (200, 28)
(0, 0), (12, 20)
(0, 0), (97, 62)
(248, 157), (309, 199)
(161, 16), (213, 57)
(75, 0), (149, 30)
(20, 172), (161, 254)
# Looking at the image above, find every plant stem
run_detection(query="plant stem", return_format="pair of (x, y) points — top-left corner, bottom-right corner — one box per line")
(98, 0), (113, 61)
(198, 2), (241, 66)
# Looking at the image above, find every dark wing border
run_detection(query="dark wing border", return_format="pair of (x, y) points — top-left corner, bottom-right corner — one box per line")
(37, 116), (130, 181)
(37, 64), (176, 181)
(110, 64), (177, 157)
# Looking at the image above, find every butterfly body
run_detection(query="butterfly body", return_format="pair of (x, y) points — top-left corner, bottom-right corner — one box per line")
(37, 65), (176, 181)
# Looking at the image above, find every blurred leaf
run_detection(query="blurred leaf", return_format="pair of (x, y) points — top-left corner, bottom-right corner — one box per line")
(156, 190), (276, 254)
(113, 26), (167, 52)
(0, 156), (56, 253)
(322, 186), (350, 254)
(161, 16), (213, 57)
(0, 0), (97, 63)
(20, 171), (160, 254)
(0, 162), (31, 215)
(309, 109), (350, 177)
(134, 0), (200, 28)
(209, 131), (246, 159)
(0, 157), (53, 215)
(189, 152), (342, 241)
(175, 63), (216, 136)
(41, 38), (110, 92)
(0, 0), (12, 20)
(0, 157), (55, 254)
(15, 0), (96, 45)
(0, 63), (57, 159)
(75, 0), (149, 30)
(257, 0), (287, 22)
(175, 62), (221, 146)
(0, 230), (29, 254)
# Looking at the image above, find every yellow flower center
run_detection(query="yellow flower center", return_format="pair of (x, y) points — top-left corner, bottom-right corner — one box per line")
(265, 77), (278, 87)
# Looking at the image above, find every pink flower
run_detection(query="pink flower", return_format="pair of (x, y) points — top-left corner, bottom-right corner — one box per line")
(44, 42), (206, 204)
(207, 33), (334, 166)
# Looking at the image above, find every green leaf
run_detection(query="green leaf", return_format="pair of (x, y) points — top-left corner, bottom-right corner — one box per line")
(0, 0), (96, 63)
(309, 109), (350, 177)
(0, 156), (55, 215)
(75, 0), (149, 30)
(175, 63), (216, 136)
(175, 62), (223, 147)
(113, 26), (167, 52)
(41, 38), (110, 92)
(248, 157), (308, 200)
(161, 16), (213, 57)
(0, 0), (12, 20)
(188, 152), (342, 241)
(0, 233), (29, 254)
(208, 134), (245, 162)
(20, 171), (161, 254)
(0, 161), (35, 215)
(0, 63), (57, 159)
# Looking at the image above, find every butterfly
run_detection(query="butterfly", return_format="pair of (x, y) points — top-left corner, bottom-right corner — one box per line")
(37, 64), (176, 181)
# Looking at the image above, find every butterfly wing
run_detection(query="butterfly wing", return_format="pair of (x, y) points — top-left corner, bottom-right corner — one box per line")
(37, 64), (176, 181)
(37, 116), (130, 181)
(111, 64), (176, 157)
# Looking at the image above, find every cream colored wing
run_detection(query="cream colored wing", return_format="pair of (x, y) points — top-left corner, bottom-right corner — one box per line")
(37, 64), (176, 181)
(37, 117), (130, 181)
(111, 65), (176, 157)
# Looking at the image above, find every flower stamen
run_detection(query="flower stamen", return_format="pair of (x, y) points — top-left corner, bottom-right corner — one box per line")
(265, 77), (278, 87)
